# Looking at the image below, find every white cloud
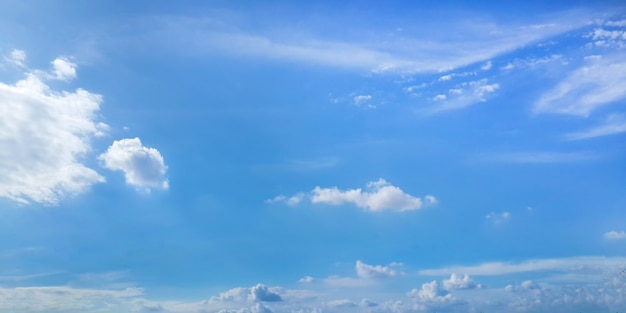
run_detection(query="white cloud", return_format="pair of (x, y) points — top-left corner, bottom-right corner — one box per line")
(564, 114), (626, 140)
(298, 276), (314, 283)
(442, 274), (482, 290)
(419, 256), (626, 276)
(4, 49), (26, 67)
(606, 19), (626, 27)
(485, 211), (510, 224)
(51, 58), (77, 81)
(353, 95), (372, 106)
(533, 55), (626, 116)
(355, 260), (398, 279)
(250, 284), (282, 302)
(407, 281), (451, 301)
(266, 193), (304, 206)
(480, 151), (597, 164)
(481, 61), (492, 71)
(310, 178), (436, 212)
(605, 230), (626, 240)
(0, 54), (107, 205)
(99, 138), (169, 191)
(422, 79), (499, 114)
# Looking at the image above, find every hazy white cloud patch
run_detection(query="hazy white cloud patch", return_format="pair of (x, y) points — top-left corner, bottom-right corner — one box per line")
(533, 55), (626, 116)
(605, 230), (626, 240)
(310, 178), (436, 212)
(353, 94), (372, 106)
(480, 151), (597, 164)
(355, 260), (400, 279)
(481, 61), (492, 71)
(99, 138), (169, 191)
(422, 79), (499, 114)
(4, 49), (27, 67)
(442, 274), (482, 290)
(298, 276), (314, 283)
(419, 256), (626, 276)
(266, 193), (304, 206)
(485, 211), (511, 224)
(564, 114), (626, 140)
(0, 52), (107, 205)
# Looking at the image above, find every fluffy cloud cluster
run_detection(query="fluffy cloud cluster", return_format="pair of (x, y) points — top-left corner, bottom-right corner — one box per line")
(0, 50), (168, 205)
(442, 273), (482, 290)
(211, 284), (282, 303)
(99, 138), (169, 191)
(0, 51), (107, 204)
(605, 230), (626, 240)
(425, 78), (500, 114)
(268, 179), (436, 212)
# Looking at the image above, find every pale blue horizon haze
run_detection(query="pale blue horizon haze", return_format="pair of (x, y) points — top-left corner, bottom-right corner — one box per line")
(0, 1), (625, 312)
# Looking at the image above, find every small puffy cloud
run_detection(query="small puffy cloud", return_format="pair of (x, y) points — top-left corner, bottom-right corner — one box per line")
(311, 178), (436, 212)
(433, 94), (446, 101)
(0, 53), (107, 204)
(485, 211), (510, 224)
(408, 281), (451, 301)
(355, 260), (398, 279)
(250, 284), (282, 302)
(51, 58), (77, 81)
(481, 61), (492, 71)
(438, 75), (452, 81)
(99, 138), (169, 191)
(298, 276), (314, 283)
(605, 230), (626, 240)
(442, 273), (482, 290)
(4, 49), (27, 67)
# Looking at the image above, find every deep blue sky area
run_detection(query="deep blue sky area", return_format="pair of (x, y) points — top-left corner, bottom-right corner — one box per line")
(0, 1), (625, 312)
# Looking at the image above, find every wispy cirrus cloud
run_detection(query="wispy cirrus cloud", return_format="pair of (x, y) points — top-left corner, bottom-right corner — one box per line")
(564, 114), (626, 140)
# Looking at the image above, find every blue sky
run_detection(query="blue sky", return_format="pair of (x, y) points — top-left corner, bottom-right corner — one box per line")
(1, 1), (626, 312)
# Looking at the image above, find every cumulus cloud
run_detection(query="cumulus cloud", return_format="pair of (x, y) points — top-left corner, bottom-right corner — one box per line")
(212, 284), (282, 304)
(442, 274), (482, 290)
(51, 58), (77, 81)
(355, 260), (399, 279)
(0, 52), (107, 204)
(298, 276), (314, 283)
(533, 55), (626, 116)
(605, 230), (626, 240)
(408, 281), (452, 301)
(310, 178), (436, 212)
(99, 138), (169, 191)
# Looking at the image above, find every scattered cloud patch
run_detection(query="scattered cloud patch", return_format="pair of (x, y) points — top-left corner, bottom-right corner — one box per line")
(4, 49), (26, 67)
(422, 79), (499, 114)
(533, 55), (626, 116)
(408, 280), (452, 301)
(564, 114), (626, 140)
(481, 61), (492, 71)
(298, 276), (314, 283)
(310, 178), (436, 212)
(605, 230), (626, 240)
(266, 193), (304, 206)
(99, 138), (169, 191)
(353, 95), (372, 106)
(485, 211), (510, 224)
(419, 256), (626, 276)
(355, 260), (399, 279)
(481, 151), (597, 164)
(0, 52), (106, 205)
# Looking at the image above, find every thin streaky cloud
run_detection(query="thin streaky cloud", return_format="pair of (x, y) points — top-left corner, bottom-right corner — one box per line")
(564, 114), (626, 140)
